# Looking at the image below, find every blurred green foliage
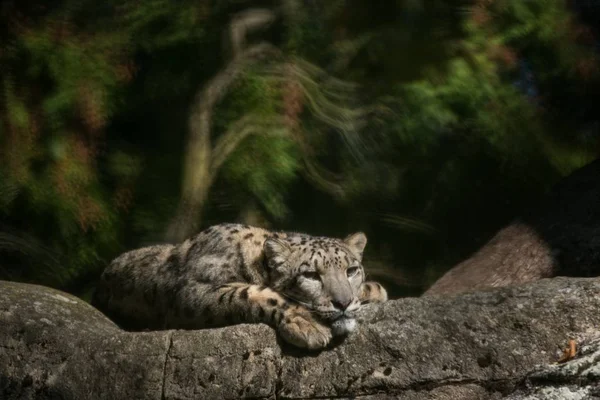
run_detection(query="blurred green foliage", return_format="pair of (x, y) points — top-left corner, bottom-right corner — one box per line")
(1, 0), (599, 297)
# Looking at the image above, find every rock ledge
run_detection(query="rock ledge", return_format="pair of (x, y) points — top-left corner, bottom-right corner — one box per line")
(2, 278), (600, 399)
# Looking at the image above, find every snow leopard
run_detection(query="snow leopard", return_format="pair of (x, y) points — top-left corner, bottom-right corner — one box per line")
(93, 223), (388, 349)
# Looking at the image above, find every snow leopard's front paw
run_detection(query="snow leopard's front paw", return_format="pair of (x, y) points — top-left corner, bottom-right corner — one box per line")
(359, 281), (388, 304)
(278, 307), (332, 350)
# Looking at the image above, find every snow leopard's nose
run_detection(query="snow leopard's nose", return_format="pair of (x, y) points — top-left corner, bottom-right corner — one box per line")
(331, 298), (352, 311)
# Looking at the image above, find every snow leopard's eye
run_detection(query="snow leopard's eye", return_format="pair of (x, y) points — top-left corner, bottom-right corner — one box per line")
(302, 271), (321, 281)
(346, 266), (360, 278)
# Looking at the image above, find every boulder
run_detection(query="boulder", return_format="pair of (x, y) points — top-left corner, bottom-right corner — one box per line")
(426, 158), (600, 296)
(2, 277), (600, 399)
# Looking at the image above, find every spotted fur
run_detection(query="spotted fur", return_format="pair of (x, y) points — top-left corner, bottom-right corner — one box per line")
(93, 223), (387, 349)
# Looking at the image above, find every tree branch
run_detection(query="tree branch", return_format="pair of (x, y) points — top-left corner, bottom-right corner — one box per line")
(181, 42), (282, 198)
(166, 42), (282, 242)
(211, 115), (287, 172)
(228, 9), (276, 58)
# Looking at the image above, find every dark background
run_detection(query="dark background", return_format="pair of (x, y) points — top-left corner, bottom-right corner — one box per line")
(1, 0), (599, 300)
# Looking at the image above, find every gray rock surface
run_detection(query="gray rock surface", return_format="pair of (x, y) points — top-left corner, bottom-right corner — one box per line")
(2, 278), (600, 399)
(506, 337), (600, 400)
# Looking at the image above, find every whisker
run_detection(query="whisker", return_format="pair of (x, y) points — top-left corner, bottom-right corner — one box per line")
(279, 293), (317, 311)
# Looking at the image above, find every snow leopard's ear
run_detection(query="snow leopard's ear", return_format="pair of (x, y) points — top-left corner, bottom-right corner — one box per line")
(264, 237), (292, 269)
(344, 232), (367, 260)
